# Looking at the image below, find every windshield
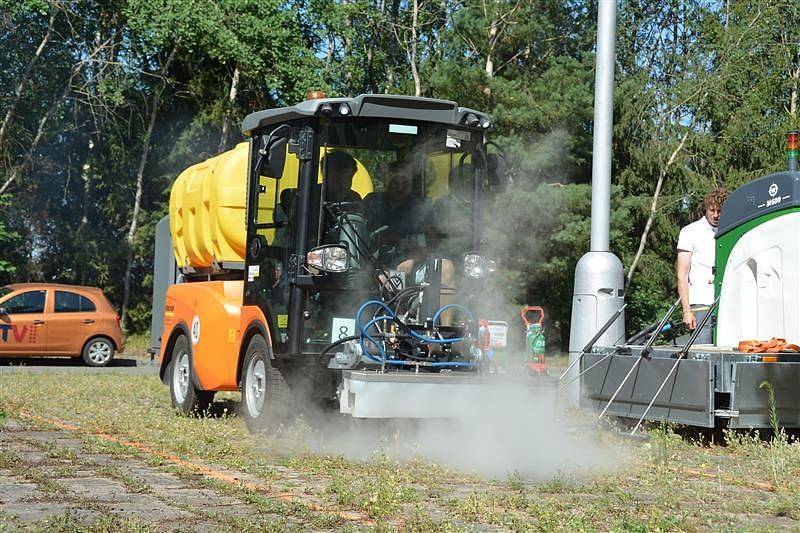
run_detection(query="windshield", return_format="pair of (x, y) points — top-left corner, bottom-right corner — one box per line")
(315, 118), (485, 271)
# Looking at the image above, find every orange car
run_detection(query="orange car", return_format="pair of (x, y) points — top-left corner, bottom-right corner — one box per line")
(0, 283), (125, 366)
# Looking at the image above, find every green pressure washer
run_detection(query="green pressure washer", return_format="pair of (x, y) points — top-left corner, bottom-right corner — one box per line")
(521, 306), (547, 374)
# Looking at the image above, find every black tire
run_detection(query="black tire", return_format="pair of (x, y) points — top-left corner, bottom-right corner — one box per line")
(168, 335), (214, 415)
(240, 334), (291, 433)
(82, 337), (115, 367)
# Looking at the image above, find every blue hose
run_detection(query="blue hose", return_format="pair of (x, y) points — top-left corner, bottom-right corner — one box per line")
(409, 303), (475, 344)
(353, 299), (477, 368)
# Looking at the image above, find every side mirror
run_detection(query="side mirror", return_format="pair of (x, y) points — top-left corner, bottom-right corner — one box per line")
(307, 245), (349, 274)
(258, 135), (288, 180)
(248, 235), (269, 262)
(0, 306), (7, 316)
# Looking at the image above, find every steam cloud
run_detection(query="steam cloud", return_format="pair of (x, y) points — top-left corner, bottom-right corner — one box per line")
(267, 129), (622, 481)
(278, 381), (625, 480)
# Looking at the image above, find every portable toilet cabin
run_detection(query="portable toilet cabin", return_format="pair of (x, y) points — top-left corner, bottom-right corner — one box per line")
(715, 171), (800, 347)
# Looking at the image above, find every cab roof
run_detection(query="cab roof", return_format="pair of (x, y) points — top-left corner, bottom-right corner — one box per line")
(241, 94), (492, 136)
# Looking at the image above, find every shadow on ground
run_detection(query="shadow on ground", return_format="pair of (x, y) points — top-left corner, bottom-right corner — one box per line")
(0, 356), (140, 367)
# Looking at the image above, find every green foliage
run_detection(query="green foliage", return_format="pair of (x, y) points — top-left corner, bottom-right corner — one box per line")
(0, 195), (17, 275)
(1, 1), (798, 342)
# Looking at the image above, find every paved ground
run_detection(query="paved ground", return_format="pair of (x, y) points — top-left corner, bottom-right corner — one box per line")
(0, 418), (297, 530)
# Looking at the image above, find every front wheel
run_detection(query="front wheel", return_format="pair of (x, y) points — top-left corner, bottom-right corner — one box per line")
(169, 335), (214, 415)
(240, 334), (290, 433)
(82, 337), (115, 367)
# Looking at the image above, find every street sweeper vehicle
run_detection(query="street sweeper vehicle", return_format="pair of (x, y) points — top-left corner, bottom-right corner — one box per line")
(570, 133), (800, 431)
(150, 93), (541, 432)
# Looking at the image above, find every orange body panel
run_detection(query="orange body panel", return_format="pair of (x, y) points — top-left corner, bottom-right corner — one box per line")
(0, 283), (124, 357)
(239, 304), (270, 344)
(161, 281), (247, 391)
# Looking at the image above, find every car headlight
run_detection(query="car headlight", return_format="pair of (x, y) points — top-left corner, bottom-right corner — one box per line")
(307, 245), (349, 273)
(463, 253), (497, 278)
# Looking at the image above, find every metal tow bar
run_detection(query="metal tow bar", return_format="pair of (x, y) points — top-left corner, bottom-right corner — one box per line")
(597, 297), (681, 420)
(629, 295), (721, 435)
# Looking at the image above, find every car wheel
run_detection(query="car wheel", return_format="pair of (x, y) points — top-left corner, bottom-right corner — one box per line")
(169, 335), (214, 415)
(82, 337), (115, 367)
(240, 334), (290, 433)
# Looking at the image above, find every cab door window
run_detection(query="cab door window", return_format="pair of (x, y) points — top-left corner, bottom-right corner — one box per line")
(55, 291), (96, 313)
(3, 290), (46, 314)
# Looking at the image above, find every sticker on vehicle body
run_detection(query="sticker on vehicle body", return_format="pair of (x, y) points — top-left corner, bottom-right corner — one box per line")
(332, 317), (356, 341)
(191, 315), (201, 345)
(247, 265), (260, 282)
(389, 124), (418, 135)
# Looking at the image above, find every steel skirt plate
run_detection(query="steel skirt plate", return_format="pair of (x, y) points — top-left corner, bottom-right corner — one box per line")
(340, 370), (556, 419)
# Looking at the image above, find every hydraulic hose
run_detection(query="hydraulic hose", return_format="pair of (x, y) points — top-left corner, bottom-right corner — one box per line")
(354, 299), (476, 367)
(409, 303), (474, 344)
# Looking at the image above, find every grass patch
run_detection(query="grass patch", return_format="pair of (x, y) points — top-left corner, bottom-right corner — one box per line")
(27, 510), (155, 533)
(123, 333), (151, 356)
(2, 371), (800, 530)
(325, 453), (419, 518)
(94, 465), (152, 494)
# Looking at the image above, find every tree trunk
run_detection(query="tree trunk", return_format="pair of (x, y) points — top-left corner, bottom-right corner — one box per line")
(120, 45), (178, 331)
(485, 19), (496, 77)
(410, 0), (422, 96)
(0, 77), (72, 196)
(0, 12), (55, 150)
(625, 131), (689, 289)
(218, 65), (240, 152)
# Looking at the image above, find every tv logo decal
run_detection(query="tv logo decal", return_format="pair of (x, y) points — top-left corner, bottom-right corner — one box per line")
(0, 324), (34, 343)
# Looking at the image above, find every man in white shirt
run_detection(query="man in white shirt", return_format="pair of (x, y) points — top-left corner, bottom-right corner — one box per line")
(676, 188), (728, 344)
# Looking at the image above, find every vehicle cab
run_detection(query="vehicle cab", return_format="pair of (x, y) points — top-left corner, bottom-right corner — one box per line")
(241, 94), (504, 360)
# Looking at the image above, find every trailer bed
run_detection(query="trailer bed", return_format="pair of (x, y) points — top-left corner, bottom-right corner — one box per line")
(581, 345), (800, 428)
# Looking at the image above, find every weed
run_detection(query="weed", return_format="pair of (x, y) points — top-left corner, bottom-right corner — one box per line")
(767, 492), (800, 520)
(325, 456), (418, 518)
(539, 472), (569, 494)
(404, 508), (458, 532)
(95, 465), (152, 494)
(0, 449), (68, 495)
(24, 439), (79, 461)
(505, 469), (524, 491)
(27, 510), (155, 532)
(0, 450), (19, 469)
(759, 380), (792, 490)
(759, 380), (781, 437)
(452, 491), (499, 523)
(24, 469), (69, 495)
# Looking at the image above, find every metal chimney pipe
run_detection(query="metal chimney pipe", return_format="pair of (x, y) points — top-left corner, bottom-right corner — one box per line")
(590, 0), (616, 252)
(566, 0), (625, 407)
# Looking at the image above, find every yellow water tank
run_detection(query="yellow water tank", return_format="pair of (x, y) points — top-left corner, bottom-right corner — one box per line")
(169, 142), (251, 269)
(169, 142), (374, 270)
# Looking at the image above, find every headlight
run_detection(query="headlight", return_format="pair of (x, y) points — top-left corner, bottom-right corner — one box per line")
(463, 254), (497, 278)
(307, 245), (349, 273)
